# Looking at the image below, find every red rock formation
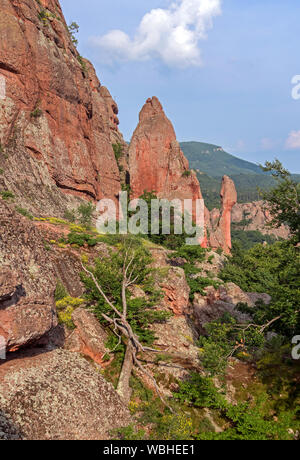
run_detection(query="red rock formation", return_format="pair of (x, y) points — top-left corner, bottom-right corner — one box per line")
(231, 201), (290, 239)
(129, 97), (206, 245)
(64, 308), (109, 366)
(0, 0), (122, 215)
(0, 200), (57, 352)
(208, 175), (237, 253)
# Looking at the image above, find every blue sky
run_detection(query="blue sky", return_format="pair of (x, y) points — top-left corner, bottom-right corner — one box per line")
(60, 0), (300, 173)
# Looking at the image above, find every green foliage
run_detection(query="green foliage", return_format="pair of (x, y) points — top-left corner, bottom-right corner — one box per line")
(77, 55), (87, 74)
(231, 229), (278, 250)
(170, 245), (206, 263)
(30, 107), (42, 118)
(220, 240), (300, 336)
(68, 22), (79, 46)
(15, 207), (33, 220)
(81, 237), (168, 346)
(77, 202), (95, 228)
(0, 190), (14, 200)
(54, 281), (68, 301)
(112, 425), (146, 441)
(174, 373), (227, 409)
(198, 402), (297, 440)
(260, 160), (300, 242)
(56, 296), (85, 329)
(63, 209), (77, 223)
(136, 191), (198, 250)
(67, 231), (98, 247)
(112, 143), (123, 162)
(181, 142), (300, 210)
(182, 170), (191, 177)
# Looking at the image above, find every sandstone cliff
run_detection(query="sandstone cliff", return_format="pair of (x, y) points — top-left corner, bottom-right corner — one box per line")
(0, 0), (123, 216)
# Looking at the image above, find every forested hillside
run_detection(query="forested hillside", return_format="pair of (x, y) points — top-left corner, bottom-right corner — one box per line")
(181, 142), (300, 209)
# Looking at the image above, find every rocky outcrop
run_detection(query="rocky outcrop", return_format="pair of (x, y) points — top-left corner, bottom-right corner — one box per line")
(0, 0), (122, 216)
(193, 282), (271, 334)
(208, 176), (238, 253)
(231, 201), (290, 239)
(0, 349), (131, 440)
(161, 267), (190, 316)
(64, 308), (109, 365)
(128, 97), (206, 246)
(0, 200), (57, 352)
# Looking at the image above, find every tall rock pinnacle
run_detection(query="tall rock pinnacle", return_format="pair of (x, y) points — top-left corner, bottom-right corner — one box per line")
(129, 97), (206, 245)
(208, 175), (238, 253)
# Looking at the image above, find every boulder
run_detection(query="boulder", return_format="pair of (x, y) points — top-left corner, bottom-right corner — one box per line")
(0, 349), (131, 440)
(193, 282), (271, 333)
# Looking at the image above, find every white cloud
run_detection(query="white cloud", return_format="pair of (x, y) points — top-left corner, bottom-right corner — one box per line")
(90, 0), (222, 67)
(285, 130), (300, 150)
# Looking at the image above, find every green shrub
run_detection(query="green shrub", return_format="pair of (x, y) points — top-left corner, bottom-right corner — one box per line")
(67, 231), (98, 247)
(64, 209), (77, 223)
(77, 202), (95, 228)
(16, 207), (33, 220)
(0, 190), (15, 200)
(54, 281), (68, 302)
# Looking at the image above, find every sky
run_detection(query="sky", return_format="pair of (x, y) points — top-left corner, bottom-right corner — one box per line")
(60, 0), (300, 173)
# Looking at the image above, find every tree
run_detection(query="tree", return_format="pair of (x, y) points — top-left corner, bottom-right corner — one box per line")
(68, 22), (79, 47)
(77, 202), (95, 228)
(81, 236), (171, 406)
(260, 160), (300, 242)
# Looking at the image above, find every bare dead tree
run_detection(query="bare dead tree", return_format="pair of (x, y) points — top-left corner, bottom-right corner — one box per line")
(81, 254), (173, 411)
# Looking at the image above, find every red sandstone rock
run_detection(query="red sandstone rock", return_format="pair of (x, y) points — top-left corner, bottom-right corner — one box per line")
(0, 0), (122, 214)
(0, 201), (57, 352)
(209, 175), (237, 253)
(129, 97), (206, 246)
(64, 308), (109, 365)
(161, 267), (190, 316)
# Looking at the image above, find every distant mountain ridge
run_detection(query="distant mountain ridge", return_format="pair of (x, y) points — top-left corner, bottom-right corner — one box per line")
(181, 141), (266, 177)
(180, 141), (300, 210)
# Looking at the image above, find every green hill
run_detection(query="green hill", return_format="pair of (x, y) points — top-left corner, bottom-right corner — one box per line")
(180, 141), (264, 177)
(180, 141), (300, 210)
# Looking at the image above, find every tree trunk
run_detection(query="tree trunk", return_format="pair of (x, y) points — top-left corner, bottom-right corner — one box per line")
(117, 341), (134, 405)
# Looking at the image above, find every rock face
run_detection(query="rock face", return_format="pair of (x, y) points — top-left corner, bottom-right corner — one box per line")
(161, 267), (190, 316)
(0, 200), (57, 352)
(0, 349), (131, 440)
(193, 282), (271, 334)
(0, 0), (122, 216)
(129, 97), (206, 245)
(208, 176), (238, 254)
(64, 308), (109, 365)
(231, 201), (290, 239)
